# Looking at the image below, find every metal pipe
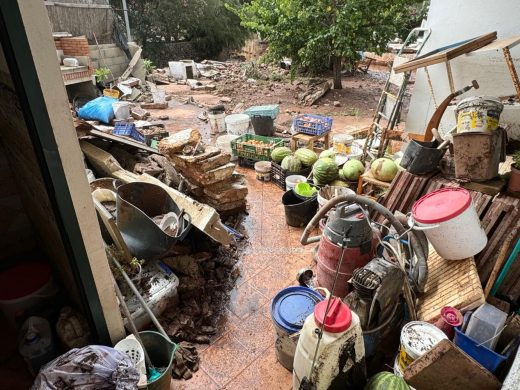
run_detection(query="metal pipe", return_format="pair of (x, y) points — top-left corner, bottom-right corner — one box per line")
(121, 0), (132, 42)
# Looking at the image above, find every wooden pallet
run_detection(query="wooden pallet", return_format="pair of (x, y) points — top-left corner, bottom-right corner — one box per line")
(416, 247), (485, 323)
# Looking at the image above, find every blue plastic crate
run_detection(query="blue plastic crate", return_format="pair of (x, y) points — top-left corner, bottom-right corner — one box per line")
(293, 114), (333, 136)
(453, 327), (507, 373)
(113, 122), (144, 143)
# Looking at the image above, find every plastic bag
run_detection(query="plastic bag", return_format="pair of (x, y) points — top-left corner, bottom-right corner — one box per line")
(32, 345), (139, 390)
(78, 96), (118, 124)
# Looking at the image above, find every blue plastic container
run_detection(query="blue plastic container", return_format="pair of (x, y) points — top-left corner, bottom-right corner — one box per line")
(453, 326), (507, 373)
(113, 122), (144, 143)
(293, 114), (333, 136)
(271, 286), (324, 370)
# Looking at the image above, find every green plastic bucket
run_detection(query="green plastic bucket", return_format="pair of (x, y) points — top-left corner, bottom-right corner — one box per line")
(139, 331), (177, 390)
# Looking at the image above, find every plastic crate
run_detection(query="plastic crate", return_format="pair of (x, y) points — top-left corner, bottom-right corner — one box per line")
(231, 134), (284, 161)
(271, 161), (312, 190)
(453, 327), (507, 373)
(244, 104), (280, 119)
(293, 114), (333, 136)
(238, 157), (256, 169)
(113, 122), (144, 143)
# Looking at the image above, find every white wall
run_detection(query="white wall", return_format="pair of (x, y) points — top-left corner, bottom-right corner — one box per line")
(405, 0), (520, 140)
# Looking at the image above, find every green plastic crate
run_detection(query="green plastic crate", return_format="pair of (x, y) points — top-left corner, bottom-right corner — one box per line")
(231, 134), (284, 161)
(244, 104), (280, 119)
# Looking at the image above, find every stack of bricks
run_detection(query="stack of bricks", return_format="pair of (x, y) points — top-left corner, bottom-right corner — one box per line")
(54, 36), (90, 57)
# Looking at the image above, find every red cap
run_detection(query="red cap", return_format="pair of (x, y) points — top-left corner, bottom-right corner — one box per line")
(314, 297), (352, 333)
(412, 187), (471, 224)
(441, 307), (463, 326)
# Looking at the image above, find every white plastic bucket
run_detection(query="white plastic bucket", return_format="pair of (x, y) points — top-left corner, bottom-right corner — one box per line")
(216, 134), (239, 161)
(285, 175), (307, 191)
(112, 101), (130, 120)
(411, 188), (487, 260)
(225, 114), (250, 135)
(456, 96), (503, 133)
(398, 321), (447, 372)
(254, 161), (271, 182)
(151, 90), (166, 104)
(333, 134), (354, 155)
(209, 112), (226, 135)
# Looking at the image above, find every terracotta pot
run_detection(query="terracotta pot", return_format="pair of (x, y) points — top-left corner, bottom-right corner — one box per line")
(508, 165), (520, 193)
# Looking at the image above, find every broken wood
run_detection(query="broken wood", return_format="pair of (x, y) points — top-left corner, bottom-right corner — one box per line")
(298, 80), (331, 106)
(87, 129), (158, 153)
(140, 102), (168, 110)
(120, 47), (142, 81)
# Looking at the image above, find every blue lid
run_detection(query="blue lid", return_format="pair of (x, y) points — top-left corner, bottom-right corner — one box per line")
(271, 286), (324, 333)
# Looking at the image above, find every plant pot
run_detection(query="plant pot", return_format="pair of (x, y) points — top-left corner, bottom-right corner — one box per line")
(508, 165), (520, 193)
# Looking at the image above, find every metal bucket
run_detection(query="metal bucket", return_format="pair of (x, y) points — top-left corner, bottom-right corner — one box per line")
(139, 331), (177, 390)
(116, 182), (191, 259)
(400, 140), (444, 175)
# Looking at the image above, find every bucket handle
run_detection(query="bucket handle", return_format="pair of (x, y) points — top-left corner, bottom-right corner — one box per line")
(314, 287), (331, 299)
(407, 215), (440, 231)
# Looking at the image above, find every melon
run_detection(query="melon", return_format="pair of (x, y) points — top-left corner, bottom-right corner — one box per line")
(364, 372), (409, 390)
(312, 157), (338, 185)
(281, 155), (302, 172)
(319, 149), (336, 160)
(295, 148), (318, 167)
(342, 159), (365, 181)
(271, 146), (292, 163)
(371, 158), (398, 182)
(338, 169), (347, 181)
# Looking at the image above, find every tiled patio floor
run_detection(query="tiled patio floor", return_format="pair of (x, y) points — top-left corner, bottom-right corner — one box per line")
(171, 167), (317, 389)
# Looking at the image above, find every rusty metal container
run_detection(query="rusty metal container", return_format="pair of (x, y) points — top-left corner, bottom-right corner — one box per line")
(452, 128), (506, 182)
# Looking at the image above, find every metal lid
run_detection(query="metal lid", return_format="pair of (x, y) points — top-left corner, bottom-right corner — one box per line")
(271, 287), (324, 333)
(412, 187), (471, 224)
(314, 297), (352, 333)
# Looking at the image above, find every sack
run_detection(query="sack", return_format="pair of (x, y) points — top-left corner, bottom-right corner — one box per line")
(32, 345), (139, 390)
(78, 96), (118, 124)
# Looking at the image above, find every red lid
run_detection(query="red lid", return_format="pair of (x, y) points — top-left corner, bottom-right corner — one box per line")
(412, 188), (471, 224)
(441, 307), (463, 326)
(314, 297), (352, 333)
(0, 262), (51, 301)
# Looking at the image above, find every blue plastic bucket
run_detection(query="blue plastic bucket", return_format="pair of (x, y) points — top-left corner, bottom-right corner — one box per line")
(454, 327), (506, 373)
(271, 286), (324, 370)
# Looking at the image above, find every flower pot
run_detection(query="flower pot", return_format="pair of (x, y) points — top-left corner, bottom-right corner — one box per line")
(508, 165), (520, 193)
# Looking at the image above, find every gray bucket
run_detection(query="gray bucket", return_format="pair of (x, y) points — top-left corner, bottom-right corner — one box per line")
(140, 331), (177, 390)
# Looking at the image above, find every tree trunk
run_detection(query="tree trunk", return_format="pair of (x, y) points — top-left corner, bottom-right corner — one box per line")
(332, 56), (342, 89)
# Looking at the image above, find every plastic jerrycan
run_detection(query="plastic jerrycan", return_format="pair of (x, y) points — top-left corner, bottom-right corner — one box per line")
(293, 297), (365, 390)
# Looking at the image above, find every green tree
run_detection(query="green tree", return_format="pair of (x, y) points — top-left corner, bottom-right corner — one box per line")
(234, 0), (424, 89)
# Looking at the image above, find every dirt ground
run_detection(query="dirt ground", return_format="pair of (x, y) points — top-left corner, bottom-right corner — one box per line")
(147, 66), (390, 139)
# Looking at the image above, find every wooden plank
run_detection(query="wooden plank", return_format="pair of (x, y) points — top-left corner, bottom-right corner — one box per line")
(463, 178), (506, 197)
(416, 246), (484, 322)
(394, 32), (497, 73)
(45, 1), (112, 9)
(404, 340), (501, 390)
(87, 130), (159, 153)
(120, 47), (143, 81)
(468, 35), (520, 54)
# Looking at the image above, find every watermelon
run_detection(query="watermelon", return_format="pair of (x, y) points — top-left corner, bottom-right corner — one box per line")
(338, 169), (347, 181)
(364, 372), (409, 390)
(312, 157), (338, 185)
(281, 155), (302, 172)
(371, 158), (398, 182)
(271, 147), (292, 163)
(319, 149), (336, 160)
(342, 159), (365, 181)
(295, 148), (318, 167)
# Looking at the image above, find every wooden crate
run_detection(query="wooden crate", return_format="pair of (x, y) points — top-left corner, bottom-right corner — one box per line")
(416, 246), (485, 323)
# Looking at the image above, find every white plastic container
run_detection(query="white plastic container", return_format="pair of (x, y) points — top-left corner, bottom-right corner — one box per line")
(333, 134), (354, 155)
(293, 298), (365, 390)
(216, 134), (239, 161)
(225, 114), (250, 135)
(456, 96), (503, 133)
(285, 175), (307, 191)
(255, 161), (271, 182)
(411, 187), (487, 260)
(465, 303), (507, 350)
(19, 317), (58, 376)
(209, 112), (227, 135)
(112, 101), (130, 120)
(63, 57), (79, 67)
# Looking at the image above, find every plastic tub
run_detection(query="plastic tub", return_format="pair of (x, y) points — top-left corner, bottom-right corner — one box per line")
(250, 116), (275, 136)
(465, 303), (507, 350)
(139, 331), (177, 390)
(332, 134), (354, 155)
(454, 327), (506, 373)
(282, 190), (318, 228)
(216, 134), (239, 161)
(285, 175), (307, 191)
(112, 101), (130, 120)
(208, 111), (226, 135)
(270, 286), (323, 370)
(254, 161), (271, 182)
(456, 96), (503, 133)
(225, 114), (250, 135)
(411, 188), (487, 260)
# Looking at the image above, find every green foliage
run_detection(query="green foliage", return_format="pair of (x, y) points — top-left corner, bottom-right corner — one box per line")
(232, 0), (424, 77)
(143, 59), (156, 73)
(94, 67), (110, 83)
(513, 149), (520, 169)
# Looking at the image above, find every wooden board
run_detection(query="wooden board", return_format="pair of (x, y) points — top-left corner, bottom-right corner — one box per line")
(88, 129), (158, 153)
(404, 340), (501, 390)
(120, 47), (142, 81)
(416, 246), (485, 323)
(394, 32), (497, 73)
(468, 35), (520, 55)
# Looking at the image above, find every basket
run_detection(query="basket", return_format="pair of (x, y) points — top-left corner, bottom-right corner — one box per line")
(271, 161), (312, 190)
(113, 122), (144, 143)
(238, 157), (256, 169)
(293, 114), (333, 136)
(244, 104), (280, 119)
(231, 134), (284, 161)
(114, 336), (146, 376)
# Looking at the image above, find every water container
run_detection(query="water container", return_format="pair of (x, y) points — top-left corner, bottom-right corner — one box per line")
(293, 298), (365, 390)
(216, 134), (239, 161)
(465, 303), (507, 350)
(19, 316), (58, 376)
(208, 111), (226, 135)
(225, 114), (250, 135)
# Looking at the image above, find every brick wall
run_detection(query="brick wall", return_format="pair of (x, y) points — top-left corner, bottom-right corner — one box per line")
(56, 36), (90, 56)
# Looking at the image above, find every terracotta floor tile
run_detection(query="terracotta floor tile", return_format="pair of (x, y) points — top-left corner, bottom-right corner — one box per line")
(233, 309), (276, 355)
(223, 346), (293, 390)
(249, 264), (292, 299)
(201, 333), (256, 387)
(170, 368), (219, 390)
(228, 282), (268, 320)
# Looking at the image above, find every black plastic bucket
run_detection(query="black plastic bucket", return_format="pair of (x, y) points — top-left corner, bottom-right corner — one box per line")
(251, 116), (275, 136)
(400, 139), (444, 174)
(282, 190), (318, 228)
